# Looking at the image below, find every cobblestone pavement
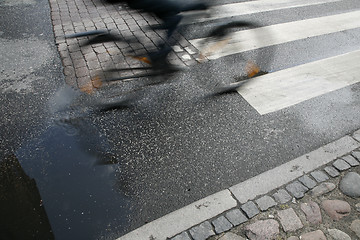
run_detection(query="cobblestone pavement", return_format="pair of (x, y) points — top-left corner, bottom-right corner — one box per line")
(171, 151), (360, 240)
(49, 0), (200, 94)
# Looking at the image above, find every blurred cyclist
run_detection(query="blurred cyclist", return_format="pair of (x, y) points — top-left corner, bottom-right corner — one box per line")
(108, 0), (208, 69)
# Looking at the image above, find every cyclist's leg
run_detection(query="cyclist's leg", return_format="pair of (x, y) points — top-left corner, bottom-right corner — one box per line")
(180, 2), (208, 12)
(127, 0), (203, 68)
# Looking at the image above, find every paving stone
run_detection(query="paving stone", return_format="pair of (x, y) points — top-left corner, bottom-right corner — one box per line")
(171, 231), (192, 240)
(333, 159), (351, 171)
(321, 200), (351, 220)
(173, 45), (183, 52)
(212, 216), (233, 234)
(225, 209), (248, 226)
(185, 46), (196, 55)
(310, 182), (336, 197)
(342, 155), (359, 166)
(310, 170), (329, 182)
(350, 219), (360, 238)
(272, 189), (292, 204)
(218, 232), (246, 240)
(298, 175), (317, 189)
(64, 76), (77, 87)
(84, 52), (97, 62)
(327, 228), (351, 240)
(87, 60), (101, 70)
(73, 58), (87, 68)
(63, 66), (75, 76)
(339, 172), (360, 197)
(353, 130), (360, 142)
(286, 181), (309, 199)
(75, 66), (89, 78)
(255, 195), (277, 211)
(181, 53), (191, 60)
(287, 237), (299, 240)
(241, 201), (259, 219)
(300, 201), (322, 224)
(189, 221), (215, 240)
(277, 208), (303, 232)
(300, 230), (326, 240)
(244, 219), (279, 240)
(324, 166), (340, 177)
(352, 151), (360, 161)
(356, 203), (360, 212)
(77, 76), (91, 88)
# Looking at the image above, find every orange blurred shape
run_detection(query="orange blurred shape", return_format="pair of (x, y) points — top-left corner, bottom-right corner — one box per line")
(131, 56), (151, 64)
(80, 84), (94, 94)
(246, 61), (260, 78)
(92, 76), (103, 88)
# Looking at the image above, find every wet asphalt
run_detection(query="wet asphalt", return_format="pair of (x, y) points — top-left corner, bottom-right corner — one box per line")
(1, 0), (360, 239)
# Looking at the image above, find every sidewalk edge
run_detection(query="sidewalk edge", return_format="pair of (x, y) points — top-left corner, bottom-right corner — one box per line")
(117, 132), (360, 240)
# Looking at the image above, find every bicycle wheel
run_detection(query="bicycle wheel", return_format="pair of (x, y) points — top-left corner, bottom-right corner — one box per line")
(193, 20), (274, 93)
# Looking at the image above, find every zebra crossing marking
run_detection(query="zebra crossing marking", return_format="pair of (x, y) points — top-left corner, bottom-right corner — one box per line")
(189, 10), (360, 60)
(183, 0), (342, 23)
(237, 50), (360, 115)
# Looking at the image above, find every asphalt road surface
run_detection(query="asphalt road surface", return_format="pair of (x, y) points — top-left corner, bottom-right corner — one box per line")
(1, 0), (360, 239)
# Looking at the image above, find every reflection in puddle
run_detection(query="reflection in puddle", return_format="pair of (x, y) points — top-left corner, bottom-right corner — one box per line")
(1, 85), (133, 239)
(0, 154), (54, 239)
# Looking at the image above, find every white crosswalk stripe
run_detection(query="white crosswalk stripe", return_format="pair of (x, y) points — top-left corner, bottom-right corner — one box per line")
(184, 0), (342, 23)
(186, 0), (360, 115)
(238, 50), (360, 115)
(190, 10), (360, 59)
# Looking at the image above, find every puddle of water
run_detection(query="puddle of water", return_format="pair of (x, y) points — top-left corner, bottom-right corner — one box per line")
(0, 85), (134, 239)
(14, 124), (132, 240)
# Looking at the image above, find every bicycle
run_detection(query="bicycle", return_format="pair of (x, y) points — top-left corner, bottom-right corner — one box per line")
(65, 5), (272, 98)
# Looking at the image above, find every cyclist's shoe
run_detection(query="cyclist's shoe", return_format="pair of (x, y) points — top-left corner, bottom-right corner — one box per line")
(148, 49), (170, 68)
(148, 46), (187, 73)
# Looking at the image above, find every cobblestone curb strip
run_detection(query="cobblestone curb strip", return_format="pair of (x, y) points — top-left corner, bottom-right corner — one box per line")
(117, 130), (360, 240)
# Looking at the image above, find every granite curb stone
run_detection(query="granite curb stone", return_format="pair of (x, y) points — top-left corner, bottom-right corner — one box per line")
(333, 159), (351, 171)
(212, 216), (233, 234)
(172, 232), (192, 240)
(189, 221), (215, 240)
(286, 180), (309, 199)
(224, 209), (248, 227)
(255, 195), (277, 211)
(272, 189), (292, 204)
(342, 155), (359, 166)
(324, 166), (340, 177)
(240, 201), (259, 219)
(310, 170), (329, 182)
(298, 175), (317, 189)
(352, 151), (360, 161)
(217, 232), (245, 240)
